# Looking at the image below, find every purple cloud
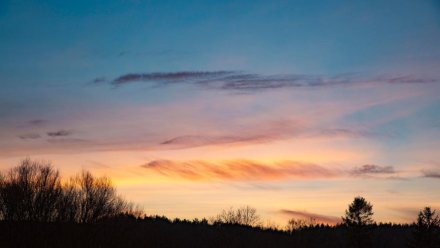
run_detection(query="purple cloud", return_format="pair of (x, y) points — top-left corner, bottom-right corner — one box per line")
(18, 133), (41, 140)
(47, 130), (72, 137)
(422, 170), (440, 179)
(112, 71), (234, 86)
(94, 71), (438, 92)
(351, 164), (395, 176)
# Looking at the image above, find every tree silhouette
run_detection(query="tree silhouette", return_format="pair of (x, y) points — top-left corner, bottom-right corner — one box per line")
(0, 159), (62, 222)
(0, 159), (136, 223)
(73, 171), (130, 223)
(286, 217), (316, 234)
(342, 196), (374, 248)
(410, 207), (440, 248)
(213, 206), (260, 226)
(342, 196), (374, 227)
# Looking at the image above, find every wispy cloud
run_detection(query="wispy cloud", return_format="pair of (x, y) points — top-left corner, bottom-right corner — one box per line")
(422, 170), (440, 179)
(160, 135), (271, 147)
(141, 159), (402, 181)
(94, 71), (438, 92)
(18, 133), (41, 140)
(15, 119), (48, 129)
(159, 127), (385, 150)
(46, 138), (87, 144)
(312, 128), (383, 139)
(159, 119), (303, 149)
(380, 75), (439, 84)
(28, 119), (47, 126)
(350, 164), (395, 176)
(47, 130), (72, 137)
(93, 77), (106, 84)
(280, 209), (341, 225)
(112, 71), (233, 86)
(141, 160), (338, 181)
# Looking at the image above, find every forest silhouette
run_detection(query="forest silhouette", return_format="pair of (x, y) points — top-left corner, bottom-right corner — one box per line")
(0, 159), (439, 248)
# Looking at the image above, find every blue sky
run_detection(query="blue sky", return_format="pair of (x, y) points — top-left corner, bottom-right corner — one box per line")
(2, 0), (439, 81)
(1, 0), (440, 225)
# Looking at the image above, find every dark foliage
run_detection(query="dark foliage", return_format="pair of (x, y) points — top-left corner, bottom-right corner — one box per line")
(342, 196), (375, 248)
(0, 217), (416, 248)
(342, 196), (374, 227)
(408, 207), (440, 248)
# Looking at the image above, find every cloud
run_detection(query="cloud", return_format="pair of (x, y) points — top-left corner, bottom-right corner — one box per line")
(313, 129), (381, 139)
(28, 119), (47, 126)
(141, 160), (338, 181)
(111, 71), (234, 86)
(280, 209), (341, 225)
(161, 135), (277, 148)
(47, 130), (72, 137)
(46, 138), (88, 145)
(18, 133), (41, 140)
(104, 71), (357, 90)
(93, 77), (106, 84)
(422, 170), (440, 179)
(159, 119), (303, 149)
(95, 71), (438, 92)
(350, 164), (395, 176)
(116, 49), (186, 58)
(381, 75), (438, 84)
(159, 126), (384, 150)
(211, 73), (356, 91)
(15, 119), (48, 128)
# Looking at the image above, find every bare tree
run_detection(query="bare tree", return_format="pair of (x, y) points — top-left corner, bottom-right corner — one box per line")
(0, 159), (62, 222)
(213, 206), (260, 226)
(69, 171), (131, 223)
(0, 159), (139, 223)
(56, 178), (81, 222)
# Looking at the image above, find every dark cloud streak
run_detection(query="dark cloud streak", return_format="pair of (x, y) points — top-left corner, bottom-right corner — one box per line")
(350, 164), (395, 176)
(94, 71), (438, 92)
(422, 170), (440, 179)
(18, 133), (41, 140)
(382, 75), (438, 84)
(47, 130), (72, 137)
(112, 71), (234, 86)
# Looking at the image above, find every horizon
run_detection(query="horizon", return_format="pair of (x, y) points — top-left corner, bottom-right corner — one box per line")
(1, 0), (440, 226)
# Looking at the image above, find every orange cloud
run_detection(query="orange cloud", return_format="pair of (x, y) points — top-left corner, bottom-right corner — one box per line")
(141, 160), (338, 181)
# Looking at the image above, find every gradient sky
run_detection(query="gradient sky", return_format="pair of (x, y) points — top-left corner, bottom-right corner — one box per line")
(1, 0), (440, 226)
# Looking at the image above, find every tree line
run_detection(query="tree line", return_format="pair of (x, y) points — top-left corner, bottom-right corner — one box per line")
(1, 159), (439, 247)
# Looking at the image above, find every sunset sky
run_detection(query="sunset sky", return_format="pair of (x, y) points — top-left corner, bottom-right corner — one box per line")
(1, 0), (440, 226)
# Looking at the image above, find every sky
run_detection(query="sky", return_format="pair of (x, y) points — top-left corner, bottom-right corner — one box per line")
(1, 0), (440, 226)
